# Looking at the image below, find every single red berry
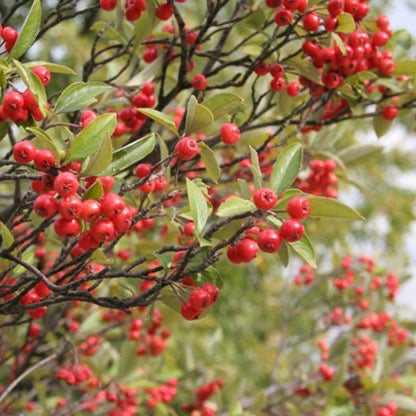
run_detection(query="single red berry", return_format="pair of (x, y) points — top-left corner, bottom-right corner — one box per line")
(81, 199), (101, 222)
(328, 0), (344, 17)
(35, 281), (52, 298)
(201, 283), (219, 304)
(372, 31), (389, 47)
(283, 0), (298, 9)
(220, 123), (240, 145)
(31, 66), (51, 86)
(132, 92), (150, 108)
(34, 194), (58, 218)
(266, 0), (282, 8)
(287, 82), (300, 97)
(112, 207), (133, 234)
(253, 188), (278, 211)
(98, 176), (115, 194)
(183, 222), (195, 237)
(156, 3), (174, 20)
(100, 0), (118, 10)
(54, 218), (81, 239)
(303, 13), (321, 31)
(271, 77), (287, 92)
(91, 218), (115, 242)
(175, 137), (200, 160)
(29, 322), (42, 338)
(142, 82), (155, 96)
(54, 172), (79, 197)
(191, 74), (207, 91)
(254, 62), (270, 76)
(58, 195), (83, 220)
(235, 238), (259, 263)
(286, 196), (311, 219)
(78, 231), (100, 251)
(319, 363), (335, 381)
(100, 193), (126, 218)
(280, 219), (304, 242)
(13, 141), (36, 164)
(381, 105), (398, 121)
(257, 229), (281, 253)
(274, 8), (293, 26)
(270, 63), (285, 78)
(181, 301), (201, 320)
(376, 15), (390, 31)
(135, 163), (152, 178)
(3, 91), (24, 113)
(34, 149), (56, 171)
(153, 176), (168, 192)
(227, 244), (242, 264)
(189, 288), (212, 311)
(29, 307), (47, 320)
(1, 27), (18, 44)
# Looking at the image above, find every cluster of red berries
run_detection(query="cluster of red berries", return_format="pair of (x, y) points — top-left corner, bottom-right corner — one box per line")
(375, 402), (398, 416)
(182, 379), (223, 414)
(296, 159), (338, 198)
(0, 24), (18, 52)
(135, 162), (168, 193)
(319, 362), (335, 381)
(56, 363), (93, 385)
(227, 193), (311, 264)
(293, 264), (315, 286)
(0, 66), (50, 124)
(181, 283), (219, 321)
(351, 335), (378, 369)
(145, 379), (178, 408)
(79, 335), (102, 356)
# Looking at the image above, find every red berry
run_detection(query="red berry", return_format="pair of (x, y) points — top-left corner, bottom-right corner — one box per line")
(274, 8), (293, 26)
(328, 0), (344, 17)
(78, 231), (100, 250)
(381, 105), (398, 121)
(319, 363), (335, 381)
(253, 188), (278, 211)
(91, 218), (115, 242)
(142, 82), (155, 96)
(54, 172), (79, 197)
(235, 238), (259, 263)
(132, 92), (150, 108)
(100, 0), (118, 10)
(58, 195), (83, 219)
(271, 77), (287, 92)
(54, 218), (81, 239)
(201, 283), (219, 304)
(266, 0), (282, 8)
(303, 13), (321, 31)
(1, 27), (18, 44)
(13, 141), (36, 164)
(181, 302), (201, 320)
(280, 219), (304, 242)
(112, 207), (133, 233)
(220, 123), (240, 145)
(34, 149), (56, 171)
(3, 91), (24, 113)
(191, 74), (207, 91)
(34, 194), (58, 218)
(31, 66), (51, 86)
(156, 3), (174, 20)
(175, 137), (200, 160)
(100, 193), (125, 218)
(270, 63), (285, 78)
(183, 222), (195, 237)
(135, 163), (152, 178)
(81, 199), (101, 222)
(287, 82), (300, 97)
(189, 288), (211, 311)
(286, 196), (311, 219)
(29, 307), (47, 320)
(257, 229), (281, 253)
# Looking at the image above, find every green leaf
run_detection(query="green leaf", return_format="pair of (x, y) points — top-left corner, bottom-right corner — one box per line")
(269, 143), (303, 195)
(249, 146), (263, 189)
(380, 395), (416, 412)
(373, 115), (392, 138)
(100, 133), (156, 175)
(278, 241), (289, 267)
(288, 234), (316, 268)
(27, 127), (60, 161)
(242, 44), (264, 57)
(288, 58), (322, 85)
(54, 82), (111, 113)
(67, 113), (117, 162)
(83, 134), (113, 175)
(202, 93), (244, 120)
(83, 180), (104, 201)
(0, 222), (14, 248)
(308, 196), (364, 220)
(126, 55), (163, 87)
(216, 196), (256, 217)
(186, 179), (210, 235)
(394, 60), (416, 76)
(24, 61), (76, 75)
(331, 33), (346, 55)
(185, 98), (214, 134)
(10, 0), (42, 59)
(337, 13), (356, 33)
(137, 108), (179, 136)
(338, 143), (383, 165)
(14, 60), (47, 115)
(198, 142), (221, 183)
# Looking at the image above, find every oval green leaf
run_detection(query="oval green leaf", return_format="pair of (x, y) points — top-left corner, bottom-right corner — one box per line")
(202, 93), (244, 120)
(198, 142), (221, 184)
(137, 108), (179, 136)
(216, 196), (256, 217)
(308, 196), (365, 220)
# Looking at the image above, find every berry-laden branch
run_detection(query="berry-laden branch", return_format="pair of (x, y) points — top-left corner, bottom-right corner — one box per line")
(0, 0), (415, 413)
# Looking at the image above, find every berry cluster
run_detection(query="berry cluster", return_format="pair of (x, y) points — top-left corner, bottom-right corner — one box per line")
(182, 379), (223, 414)
(145, 379), (178, 408)
(296, 159), (338, 198)
(293, 264), (315, 286)
(56, 363), (93, 385)
(0, 66), (50, 124)
(227, 194), (311, 264)
(181, 283), (219, 321)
